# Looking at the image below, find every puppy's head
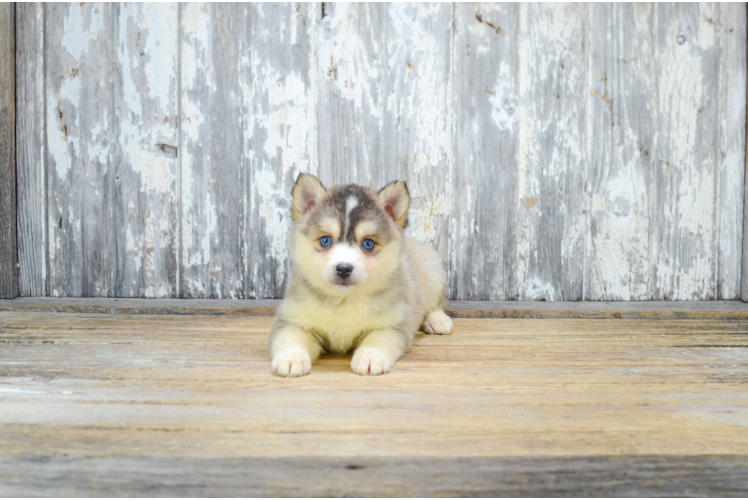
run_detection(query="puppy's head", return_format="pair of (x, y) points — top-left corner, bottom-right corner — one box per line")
(290, 173), (410, 297)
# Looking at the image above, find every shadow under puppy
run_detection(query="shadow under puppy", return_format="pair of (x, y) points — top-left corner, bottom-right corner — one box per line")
(269, 173), (453, 377)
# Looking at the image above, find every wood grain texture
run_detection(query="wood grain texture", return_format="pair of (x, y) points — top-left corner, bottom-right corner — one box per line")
(452, 3), (519, 300)
(0, 3), (16, 299)
(179, 3), (245, 298)
(718, 3), (747, 300)
(382, 4), (453, 265)
(653, 4), (720, 300)
(244, 3), (316, 299)
(6, 297), (748, 320)
(2, 455), (746, 497)
(112, 3), (179, 298)
(15, 3), (46, 297)
(1, 312), (747, 495)
(11, 3), (748, 300)
(587, 4), (654, 301)
(46, 3), (116, 297)
(516, 3), (587, 301)
(316, 3), (384, 187)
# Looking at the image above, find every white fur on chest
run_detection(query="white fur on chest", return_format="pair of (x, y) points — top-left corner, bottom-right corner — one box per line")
(282, 293), (405, 353)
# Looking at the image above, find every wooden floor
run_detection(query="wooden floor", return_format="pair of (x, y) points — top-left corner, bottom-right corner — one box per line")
(1, 308), (748, 496)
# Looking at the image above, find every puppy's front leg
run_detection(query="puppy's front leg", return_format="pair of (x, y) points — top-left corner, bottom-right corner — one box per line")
(351, 329), (407, 376)
(270, 326), (322, 378)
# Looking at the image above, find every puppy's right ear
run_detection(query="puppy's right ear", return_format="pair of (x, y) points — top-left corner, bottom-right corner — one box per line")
(291, 173), (326, 221)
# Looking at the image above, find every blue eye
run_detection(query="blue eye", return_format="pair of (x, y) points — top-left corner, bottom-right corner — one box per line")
(362, 238), (376, 251)
(319, 236), (332, 248)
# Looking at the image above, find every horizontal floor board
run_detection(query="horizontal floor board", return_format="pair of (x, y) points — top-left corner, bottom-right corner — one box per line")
(1, 312), (748, 495)
(2, 454), (747, 497)
(3, 298), (748, 319)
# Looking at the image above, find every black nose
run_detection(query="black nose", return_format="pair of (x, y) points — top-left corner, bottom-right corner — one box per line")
(336, 263), (354, 278)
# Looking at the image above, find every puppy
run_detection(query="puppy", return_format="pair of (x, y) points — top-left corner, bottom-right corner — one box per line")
(269, 173), (453, 377)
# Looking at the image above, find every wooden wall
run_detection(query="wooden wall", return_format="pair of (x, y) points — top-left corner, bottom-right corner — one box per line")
(13, 3), (748, 300)
(0, 3), (16, 299)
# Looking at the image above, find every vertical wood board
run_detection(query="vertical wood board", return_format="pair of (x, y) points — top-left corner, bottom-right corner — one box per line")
(180, 3), (246, 298)
(452, 3), (519, 300)
(515, 3), (588, 300)
(382, 3), (454, 268)
(244, 3), (316, 299)
(587, 3), (655, 301)
(112, 3), (179, 298)
(16, 3), (46, 297)
(46, 3), (116, 297)
(0, 2), (17, 299)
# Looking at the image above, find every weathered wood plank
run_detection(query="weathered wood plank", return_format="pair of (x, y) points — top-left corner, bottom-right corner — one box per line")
(15, 3), (46, 298)
(10, 4), (748, 301)
(1, 312), (747, 496)
(381, 4), (453, 266)
(515, 3), (587, 300)
(1, 455), (746, 497)
(112, 3), (179, 298)
(179, 3), (246, 298)
(0, 3), (17, 299)
(744, 9), (748, 303)
(316, 3), (384, 186)
(452, 3), (519, 300)
(6, 297), (748, 320)
(587, 4), (654, 301)
(46, 4), (116, 297)
(653, 4), (720, 300)
(717, 4), (746, 300)
(244, 3), (316, 299)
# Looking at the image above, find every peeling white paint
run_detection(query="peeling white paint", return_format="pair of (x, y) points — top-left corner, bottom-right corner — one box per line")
(180, 2), (214, 297)
(27, 3), (747, 301)
(655, 5), (717, 300)
(61, 3), (104, 61)
(383, 3), (452, 264)
(318, 6), (381, 120)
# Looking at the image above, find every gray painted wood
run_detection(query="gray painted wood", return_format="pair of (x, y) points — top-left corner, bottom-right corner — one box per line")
(244, 3), (316, 299)
(0, 2), (17, 299)
(515, 3), (588, 301)
(452, 3), (519, 300)
(111, 3), (179, 298)
(45, 3), (180, 298)
(718, 3), (747, 300)
(12, 2), (748, 300)
(180, 3), (248, 299)
(587, 4), (655, 301)
(16, 3), (46, 298)
(382, 4), (454, 267)
(653, 4), (721, 300)
(316, 3), (384, 187)
(46, 3), (117, 297)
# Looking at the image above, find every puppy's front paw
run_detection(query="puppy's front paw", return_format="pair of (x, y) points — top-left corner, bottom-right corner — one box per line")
(422, 310), (453, 335)
(351, 347), (393, 376)
(272, 348), (312, 377)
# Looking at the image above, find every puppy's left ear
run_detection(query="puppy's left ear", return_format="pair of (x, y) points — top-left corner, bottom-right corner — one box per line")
(292, 173), (326, 221)
(377, 180), (410, 228)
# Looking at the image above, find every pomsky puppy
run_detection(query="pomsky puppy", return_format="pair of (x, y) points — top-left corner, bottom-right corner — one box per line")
(269, 173), (453, 377)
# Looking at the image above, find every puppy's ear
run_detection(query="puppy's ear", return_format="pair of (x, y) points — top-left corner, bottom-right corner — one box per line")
(292, 173), (326, 221)
(377, 180), (410, 228)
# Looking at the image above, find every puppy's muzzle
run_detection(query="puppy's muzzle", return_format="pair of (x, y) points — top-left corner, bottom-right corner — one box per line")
(336, 263), (354, 279)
